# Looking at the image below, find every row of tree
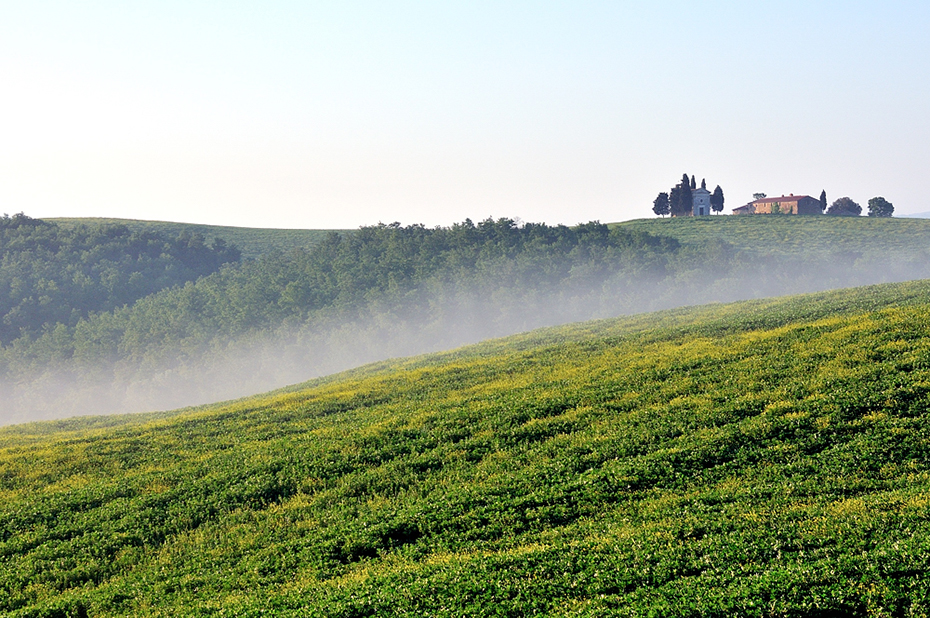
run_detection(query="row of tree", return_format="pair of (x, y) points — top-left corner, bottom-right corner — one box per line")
(823, 194), (894, 217)
(652, 174), (725, 217)
(655, 183), (895, 217)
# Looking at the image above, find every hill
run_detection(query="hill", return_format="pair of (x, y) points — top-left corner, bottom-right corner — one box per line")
(47, 217), (351, 260)
(0, 213), (240, 345)
(2, 280), (930, 616)
(616, 214), (930, 258)
(8, 215), (930, 423)
(0, 219), (688, 421)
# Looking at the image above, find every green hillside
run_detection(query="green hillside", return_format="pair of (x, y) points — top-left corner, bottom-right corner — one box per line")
(3, 280), (930, 616)
(616, 215), (930, 258)
(8, 215), (930, 422)
(48, 217), (351, 260)
(0, 214), (240, 345)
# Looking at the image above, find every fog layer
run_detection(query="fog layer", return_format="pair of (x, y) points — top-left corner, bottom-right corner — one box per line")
(3, 251), (928, 426)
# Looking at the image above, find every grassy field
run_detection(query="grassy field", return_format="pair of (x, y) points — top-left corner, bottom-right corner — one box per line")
(3, 280), (930, 616)
(47, 218), (352, 259)
(47, 214), (930, 261)
(616, 215), (930, 258)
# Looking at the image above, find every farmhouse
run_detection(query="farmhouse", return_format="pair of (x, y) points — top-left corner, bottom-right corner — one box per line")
(732, 194), (821, 215)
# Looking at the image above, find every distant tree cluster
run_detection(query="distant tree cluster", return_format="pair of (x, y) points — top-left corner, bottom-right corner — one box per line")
(0, 213), (241, 345)
(825, 197), (861, 216)
(0, 218), (685, 375)
(867, 197), (894, 217)
(823, 195), (894, 217)
(652, 174), (724, 217)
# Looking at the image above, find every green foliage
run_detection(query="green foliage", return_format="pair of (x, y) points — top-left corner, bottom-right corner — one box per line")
(710, 185), (724, 214)
(0, 214), (240, 345)
(0, 219), (678, 369)
(868, 197), (895, 218)
(653, 192), (671, 217)
(10, 214), (930, 420)
(3, 281), (930, 615)
(669, 174), (693, 217)
(827, 197), (862, 216)
(820, 190), (828, 212)
(48, 217), (349, 260)
(1, 218), (697, 419)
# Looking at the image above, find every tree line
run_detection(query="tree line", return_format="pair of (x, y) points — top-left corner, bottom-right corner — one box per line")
(0, 217), (683, 376)
(5, 212), (927, 420)
(823, 194), (895, 217)
(0, 213), (240, 345)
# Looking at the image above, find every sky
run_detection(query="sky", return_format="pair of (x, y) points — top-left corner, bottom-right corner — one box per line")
(1, 1), (928, 229)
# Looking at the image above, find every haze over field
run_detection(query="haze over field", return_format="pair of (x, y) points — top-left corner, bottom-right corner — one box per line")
(1, 1), (928, 227)
(5, 280), (930, 615)
(5, 215), (930, 424)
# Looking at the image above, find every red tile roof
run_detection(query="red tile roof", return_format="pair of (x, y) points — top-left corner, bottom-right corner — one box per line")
(751, 195), (814, 204)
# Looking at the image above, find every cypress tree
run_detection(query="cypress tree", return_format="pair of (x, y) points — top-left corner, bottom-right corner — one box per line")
(690, 175), (697, 190)
(680, 174), (692, 215)
(711, 185), (725, 214)
(669, 184), (684, 217)
(701, 178), (707, 190)
(820, 190), (827, 212)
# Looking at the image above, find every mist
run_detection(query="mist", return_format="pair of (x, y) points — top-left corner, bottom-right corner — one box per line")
(3, 249), (929, 427)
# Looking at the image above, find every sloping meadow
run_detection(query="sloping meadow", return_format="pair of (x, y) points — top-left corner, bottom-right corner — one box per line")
(2, 280), (930, 616)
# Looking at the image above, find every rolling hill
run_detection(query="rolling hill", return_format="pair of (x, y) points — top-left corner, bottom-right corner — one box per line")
(2, 280), (930, 616)
(7, 214), (930, 423)
(47, 217), (351, 260)
(616, 214), (930, 259)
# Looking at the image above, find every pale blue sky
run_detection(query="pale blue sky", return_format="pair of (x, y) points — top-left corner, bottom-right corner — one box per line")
(1, 1), (927, 227)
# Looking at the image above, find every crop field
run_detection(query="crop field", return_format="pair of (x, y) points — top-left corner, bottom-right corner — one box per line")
(617, 215), (930, 259)
(3, 280), (930, 616)
(47, 218), (352, 259)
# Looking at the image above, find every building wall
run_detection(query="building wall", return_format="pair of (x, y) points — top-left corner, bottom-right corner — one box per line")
(796, 196), (821, 214)
(735, 196), (821, 215)
(692, 188), (711, 216)
(753, 199), (799, 214)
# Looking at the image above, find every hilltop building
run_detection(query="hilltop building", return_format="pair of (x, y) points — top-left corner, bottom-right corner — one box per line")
(732, 194), (821, 215)
(691, 187), (712, 216)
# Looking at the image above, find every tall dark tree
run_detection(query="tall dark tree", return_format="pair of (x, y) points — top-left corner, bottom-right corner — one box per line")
(678, 173), (693, 215)
(690, 175), (697, 190)
(669, 184), (685, 217)
(701, 178), (707, 190)
(711, 185), (725, 214)
(867, 196), (894, 217)
(819, 190), (828, 213)
(826, 197), (862, 216)
(652, 192), (671, 217)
